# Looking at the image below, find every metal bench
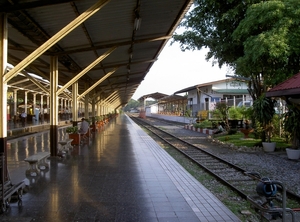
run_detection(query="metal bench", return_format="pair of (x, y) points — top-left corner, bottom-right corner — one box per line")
(0, 153), (25, 213)
(24, 152), (50, 176)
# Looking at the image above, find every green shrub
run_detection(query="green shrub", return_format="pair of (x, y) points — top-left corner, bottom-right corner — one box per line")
(271, 114), (280, 137)
(193, 123), (201, 128)
(193, 120), (212, 129)
(228, 128), (237, 135)
(66, 126), (78, 134)
(228, 107), (243, 119)
(197, 120), (213, 128)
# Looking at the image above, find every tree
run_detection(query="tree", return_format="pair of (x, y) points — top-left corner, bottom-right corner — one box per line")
(213, 102), (230, 130)
(173, 0), (300, 100)
(172, 0), (259, 68)
(233, 0), (300, 98)
(172, 0), (263, 100)
(252, 94), (277, 142)
(123, 99), (140, 112)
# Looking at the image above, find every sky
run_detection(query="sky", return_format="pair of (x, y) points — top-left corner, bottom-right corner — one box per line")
(131, 41), (232, 100)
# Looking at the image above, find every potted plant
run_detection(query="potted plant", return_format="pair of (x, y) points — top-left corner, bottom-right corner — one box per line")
(253, 94), (277, 152)
(240, 119), (254, 139)
(66, 126), (80, 145)
(94, 116), (102, 128)
(282, 104), (300, 159)
(66, 126), (78, 134)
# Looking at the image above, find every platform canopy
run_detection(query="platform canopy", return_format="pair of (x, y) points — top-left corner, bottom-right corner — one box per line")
(2, 0), (193, 109)
(266, 73), (300, 105)
(266, 73), (300, 98)
(138, 92), (169, 101)
(158, 94), (186, 103)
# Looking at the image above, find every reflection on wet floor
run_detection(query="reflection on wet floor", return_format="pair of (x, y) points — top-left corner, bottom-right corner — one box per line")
(1, 116), (240, 222)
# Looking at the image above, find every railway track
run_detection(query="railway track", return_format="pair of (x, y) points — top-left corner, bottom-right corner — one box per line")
(129, 114), (300, 221)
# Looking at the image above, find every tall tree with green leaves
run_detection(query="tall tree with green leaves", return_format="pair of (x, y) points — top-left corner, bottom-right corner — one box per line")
(173, 0), (300, 100)
(124, 99), (140, 112)
(173, 0), (259, 67)
(233, 0), (300, 99)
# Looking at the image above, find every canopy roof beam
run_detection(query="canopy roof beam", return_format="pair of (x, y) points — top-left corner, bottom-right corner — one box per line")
(5, 0), (111, 83)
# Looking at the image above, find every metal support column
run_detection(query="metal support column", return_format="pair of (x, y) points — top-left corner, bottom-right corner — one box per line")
(50, 56), (59, 156)
(0, 14), (8, 176)
(72, 82), (78, 126)
(40, 95), (44, 123)
(13, 89), (17, 120)
(46, 96), (49, 123)
(91, 91), (96, 124)
(96, 96), (100, 116)
(84, 83), (89, 119)
(33, 93), (36, 122)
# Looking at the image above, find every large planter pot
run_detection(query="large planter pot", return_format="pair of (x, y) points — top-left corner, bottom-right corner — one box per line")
(96, 121), (103, 129)
(286, 148), (300, 160)
(91, 124), (97, 132)
(262, 142), (276, 152)
(240, 128), (254, 139)
(68, 133), (80, 145)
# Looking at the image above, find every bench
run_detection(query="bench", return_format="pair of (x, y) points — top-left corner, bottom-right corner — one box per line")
(58, 139), (73, 153)
(1, 181), (25, 212)
(24, 152), (50, 176)
(0, 154), (25, 212)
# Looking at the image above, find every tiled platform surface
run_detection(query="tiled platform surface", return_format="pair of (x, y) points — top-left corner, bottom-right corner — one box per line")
(1, 114), (240, 222)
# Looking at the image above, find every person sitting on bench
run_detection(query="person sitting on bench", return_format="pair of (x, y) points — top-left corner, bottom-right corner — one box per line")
(78, 118), (89, 140)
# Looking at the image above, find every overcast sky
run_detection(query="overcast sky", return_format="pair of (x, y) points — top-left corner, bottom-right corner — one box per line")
(131, 41), (232, 100)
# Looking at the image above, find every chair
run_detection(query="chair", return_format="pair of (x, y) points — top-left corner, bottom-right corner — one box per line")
(80, 128), (89, 143)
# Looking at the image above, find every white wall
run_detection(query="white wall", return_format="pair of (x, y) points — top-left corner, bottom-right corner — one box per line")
(187, 89), (197, 104)
(149, 113), (196, 124)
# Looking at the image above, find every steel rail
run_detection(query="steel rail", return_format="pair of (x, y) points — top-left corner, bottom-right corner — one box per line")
(129, 115), (300, 205)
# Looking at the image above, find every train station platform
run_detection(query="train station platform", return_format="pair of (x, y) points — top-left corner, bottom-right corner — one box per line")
(2, 114), (240, 221)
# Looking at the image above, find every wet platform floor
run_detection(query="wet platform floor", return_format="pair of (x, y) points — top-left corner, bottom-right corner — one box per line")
(1, 114), (240, 222)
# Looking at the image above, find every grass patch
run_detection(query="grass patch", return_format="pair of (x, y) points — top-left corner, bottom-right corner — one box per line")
(213, 132), (290, 150)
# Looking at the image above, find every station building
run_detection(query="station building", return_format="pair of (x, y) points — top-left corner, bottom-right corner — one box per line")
(140, 78), (251, 123)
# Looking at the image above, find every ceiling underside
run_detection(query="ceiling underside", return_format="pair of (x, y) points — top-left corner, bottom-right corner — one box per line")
(2, 0), (193, 108)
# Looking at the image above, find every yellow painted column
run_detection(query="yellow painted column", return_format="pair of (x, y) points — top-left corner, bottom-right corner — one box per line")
(50, 56), (59, 156)
(0, 13), (8, 179)
(0, 13), (8, 150)
(72, 82), (78, 126)
(84, 83), (89, 119)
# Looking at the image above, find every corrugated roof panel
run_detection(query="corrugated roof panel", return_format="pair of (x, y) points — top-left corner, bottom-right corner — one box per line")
(24, 3), (77, 36)
(140, 0), (187, 36)
(81, 0), (135, 43)
(266, 73), (300, 97)
(269, 73), (300, 92)
(3, 0), (194, 107)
